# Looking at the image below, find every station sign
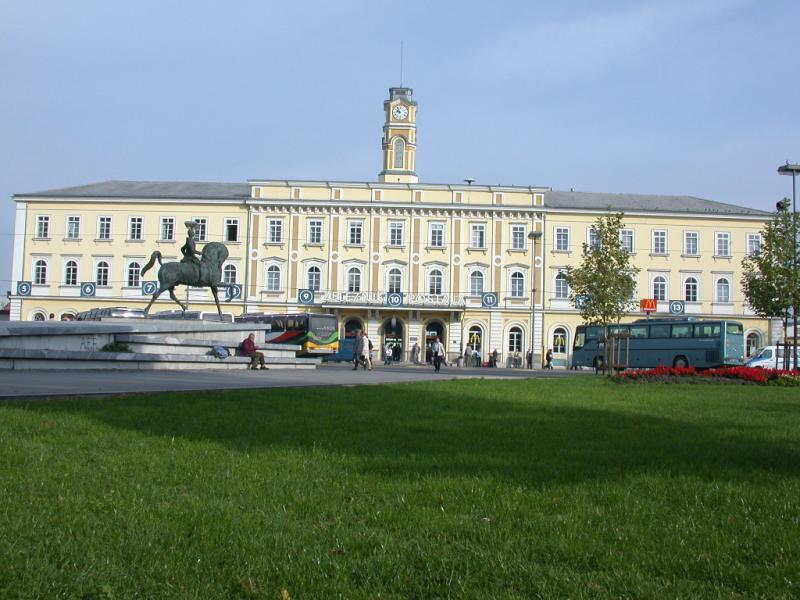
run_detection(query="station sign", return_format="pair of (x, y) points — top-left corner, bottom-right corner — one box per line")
(386, 292), (404, 307)
(481, 292), (498, 308)
(226, 284), (242, 301)
(297, 289), (315, 305)
(80, 282), (97, 297)
(142, 281), (158, 295)
(16, 281), (32, 296)
(669, 300), (685, 315)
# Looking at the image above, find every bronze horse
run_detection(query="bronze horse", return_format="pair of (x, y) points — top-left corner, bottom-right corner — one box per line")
(141, 242), (230, 317)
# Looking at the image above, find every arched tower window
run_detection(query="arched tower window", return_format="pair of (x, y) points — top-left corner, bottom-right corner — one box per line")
(393, 137), (405, 169)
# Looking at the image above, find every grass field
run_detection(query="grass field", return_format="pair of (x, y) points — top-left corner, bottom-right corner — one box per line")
(1, 378), (799, 599)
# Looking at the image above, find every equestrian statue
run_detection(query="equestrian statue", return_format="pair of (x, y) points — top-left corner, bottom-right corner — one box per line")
(141, 221), (230, 317)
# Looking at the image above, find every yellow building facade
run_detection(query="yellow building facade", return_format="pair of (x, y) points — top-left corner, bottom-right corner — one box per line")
(9, 86), (773, 366)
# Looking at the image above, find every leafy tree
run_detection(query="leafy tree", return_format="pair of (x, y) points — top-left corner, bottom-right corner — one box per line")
(564, 212), (640, 369)
(741, 199), (800, 369)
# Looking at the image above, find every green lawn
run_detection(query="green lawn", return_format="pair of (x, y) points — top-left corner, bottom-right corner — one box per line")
(1, 378), (799, 599)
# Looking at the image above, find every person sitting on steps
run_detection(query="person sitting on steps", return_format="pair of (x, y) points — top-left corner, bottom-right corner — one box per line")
(241, 332), (266, 370)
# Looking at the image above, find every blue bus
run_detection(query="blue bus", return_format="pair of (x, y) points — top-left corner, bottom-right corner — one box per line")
(572, 318), (745, 370)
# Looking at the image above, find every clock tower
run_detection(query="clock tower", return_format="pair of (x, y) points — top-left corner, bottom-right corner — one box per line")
(379, 87), (418, 183)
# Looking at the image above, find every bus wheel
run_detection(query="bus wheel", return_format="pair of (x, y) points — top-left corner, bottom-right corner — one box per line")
(673, 356), (689, 368)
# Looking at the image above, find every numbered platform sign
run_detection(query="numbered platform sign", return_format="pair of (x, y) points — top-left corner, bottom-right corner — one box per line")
(669, 299), (685, 315)
(80, 282), (97, 297)
(297, 289), (315, 305)
(141, 281), (158, 296)
(481, 292), (498, 308)
(16, 281), (32, 296)
(574, 294), (590, 309)
(226, 284), (242, 301)
(386, 292), (404, 307)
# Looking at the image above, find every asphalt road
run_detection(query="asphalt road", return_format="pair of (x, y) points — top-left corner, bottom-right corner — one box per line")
(0, 363), (589, 400)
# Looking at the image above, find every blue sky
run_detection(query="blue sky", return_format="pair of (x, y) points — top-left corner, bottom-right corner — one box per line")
(1, 0), (798, 293)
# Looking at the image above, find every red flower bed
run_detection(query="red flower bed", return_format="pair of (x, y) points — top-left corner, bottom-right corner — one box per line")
(615, 365), (798, 385)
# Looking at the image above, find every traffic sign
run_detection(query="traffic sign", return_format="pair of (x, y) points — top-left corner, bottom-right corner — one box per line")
(80, 282), (97, 297)
(640, 298), (657, 313)
(481, 292), (498, 308)
(387, 292), (404, 307)
(297, 289), (315, 304)
(141, 281), (158, 295)
(16, 281), (32, 296)
(574, 294), (590, 309)
(669, 299), (685, 315)
(225, 284), (242, 301)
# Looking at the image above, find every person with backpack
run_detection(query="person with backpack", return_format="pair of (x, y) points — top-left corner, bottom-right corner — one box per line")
(431, 337), (445, 373)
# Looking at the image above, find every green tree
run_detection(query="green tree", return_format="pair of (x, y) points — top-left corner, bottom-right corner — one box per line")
(741, 199), (799, 369)
(564, 212), (640, 370)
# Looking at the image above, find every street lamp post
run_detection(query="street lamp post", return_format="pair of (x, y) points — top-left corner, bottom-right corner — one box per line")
(777, 161), (800, 370)
(528, 230), (543, 368)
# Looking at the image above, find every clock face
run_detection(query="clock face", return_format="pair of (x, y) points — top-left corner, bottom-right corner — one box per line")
(392, 105), (409, 120)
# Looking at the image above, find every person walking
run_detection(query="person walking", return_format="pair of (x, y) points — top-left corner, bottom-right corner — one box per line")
(384, 342), (393, 366)
(240, 332), (266, 370)
(363, 332), (373, 370)
(491, 349), (498, 368)
(431, 337), (445, 373)
(352, 330), (365, 370)
(526, 349), (533, 369)
(411, 341), (420, 364)
(545, 348), (554, 370)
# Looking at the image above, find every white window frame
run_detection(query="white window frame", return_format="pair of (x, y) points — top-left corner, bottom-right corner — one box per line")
(428, 268), (443, 295)
(470, 223), (486, 249)
(95, 260), (111, 287)
(429, 222), (445, 248)
(684, 231), (699, 256)
(128, 216), (143, 241)
(652, 275), (667, 301)
(715, 276), (731, 303)
(469, 270), (485, 296)
(265, 264), (282, 292)
(510, 224), (526, 250)
(307, 219), (323, 245)
(268, 218), (283, 244)
(66, 216), (81, 240)
(97, 216), (112, 240)
(126, 261), (141, 288)
(224, 218), (239, 243)
(619, 229), (634, 253)
(587, 227), (600, 249)
(652, 230), (667, 254)
(222, 263), (238, 285)
(346, 266), (362, 293)
(191, 217), (208, 242)
(33, 259), (48, 285)
(554, 227), (570, 252)
(508, 326), (523, 353)
(554, 272), (570, 299)
(388, 221), (405, 247)
(348, 220), (363, 246)
(36, 215), (50, 239)
(387, 267), (403, 293)
(510, 271), (525, 298)
(747, 233), (762, 256)
(160, 217), (175, 241)
(715, 232), (731, 257)
(64, 260), (79, 286)
(684, 275), (699, 303)
(306, 265), (322, 291)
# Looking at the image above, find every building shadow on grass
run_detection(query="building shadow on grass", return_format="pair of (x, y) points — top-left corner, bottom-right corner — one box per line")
(14, 381), (800, 486)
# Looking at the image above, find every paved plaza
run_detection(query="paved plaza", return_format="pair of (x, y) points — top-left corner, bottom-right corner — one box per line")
(0, 363), (588, 400)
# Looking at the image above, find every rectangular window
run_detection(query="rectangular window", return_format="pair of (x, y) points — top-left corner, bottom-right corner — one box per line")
(588, 228), (600, 249)
(332, 188), (342, 201)
(389, 221), (404, 246)
(268, 219), (283, 244)
(160, 217), (175, 241)
(66, 216), (81, 239)
(225, 218), (239, 242)
(684, 231), (699, 255)
(619, 229), (634, 253)
(414, 190), (423, 203)
(555, 227), (569, 251)
(715, 232), (731, 257)
(97, 216), (112, 240)
(747, 233), (762, 256)
(650, 324), (670, 338)
(429, 223), (444, 247)
(510, 225), (525, 250)
(454, 191), (463, 203)
(470, 223), (486, 249)
(291, 187), (302, 200)
(671, 324), (693, 338)
(36, 216), (50, 239)
(192, 218), (207, 242)
(308, 219), (323, 245)
(652, 230), (667, 254)
(373, 189), (383, 201)
(128, 217), (143, 241)
(348, 221), (363, 245)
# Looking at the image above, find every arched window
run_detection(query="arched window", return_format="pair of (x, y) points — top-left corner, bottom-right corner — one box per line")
(510, 271), (524, 298)
(344, 318), (363, 338)
(222, 264), (237, 285)
(307, 266), (321, 291)
(127, 262), (141, 287)
(652, 276), (666, 301)
(552, 327), (568, 354)
(746, 332), (761, 357)
(265, 265), (281, 291)
(34, 260), (47, 285)
(388, 268), (402, 293)
(469, 271), (484, 296)
(96, 261), (109, 286)
(716, 277), (730, 303)
(64, 261), (78, 286)
(467, 325), (483, 353)
(32, 311), (46, 321)
(684, 277), (698, 302)
(508, 326), (523, 352)
(347, 267), (361, 293)
(393, 137), (405, 169)
(554, 273), (569, 299)
(429, 269), (443, 295)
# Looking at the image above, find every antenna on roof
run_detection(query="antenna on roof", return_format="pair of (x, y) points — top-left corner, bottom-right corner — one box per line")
(400, 41), (404, 87)
(464, 177), (475, 185)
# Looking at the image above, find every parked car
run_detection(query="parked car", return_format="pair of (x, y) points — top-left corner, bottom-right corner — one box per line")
(745, 345), (798, 370)
(74, 307), (146, 321)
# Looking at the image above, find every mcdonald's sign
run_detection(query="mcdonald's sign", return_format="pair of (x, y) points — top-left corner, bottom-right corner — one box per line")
(640, 298), (657, 313)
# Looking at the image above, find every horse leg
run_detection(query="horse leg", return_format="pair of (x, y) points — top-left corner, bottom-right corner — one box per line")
(168, 286), (188, 311)
(143, 287), (166, 314)
(210, 286), (223, 318)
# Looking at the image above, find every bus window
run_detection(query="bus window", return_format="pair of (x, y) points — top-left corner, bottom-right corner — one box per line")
(726, 323), (743, 335)
(629, 325), (648, 338)
(273, 317), (286, 331)
(671, 324), (692, 338)
(694, 323), (720, 338)
(586, 326), (602, 340)
(574, 329), (586, 350)
(650, 324), (670, 338)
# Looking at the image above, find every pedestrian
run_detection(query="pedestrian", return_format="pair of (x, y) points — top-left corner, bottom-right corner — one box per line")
(431, 336), (445, 372)
(384, 342), (393, 366)
(411, 341), (420, 364)
(352, 330), (365, 370)
(491, 349), (498, 368)
(474, 349), (482, 367)
(364, 333), (373, 370)
(545, 348), (554, 370)
(526, 349), (533, 369)
(240, 332), (266, 370)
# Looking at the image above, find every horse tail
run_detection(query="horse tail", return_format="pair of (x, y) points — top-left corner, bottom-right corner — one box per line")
(140, 251), (162, 277)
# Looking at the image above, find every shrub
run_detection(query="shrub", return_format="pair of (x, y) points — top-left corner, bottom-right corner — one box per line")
(100, 341), (132, 353)
(614, 365), (799, 386)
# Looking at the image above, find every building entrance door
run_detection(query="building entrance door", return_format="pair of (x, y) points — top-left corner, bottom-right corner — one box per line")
(425, 320), (445, 364)
(383, 318), (404, 362)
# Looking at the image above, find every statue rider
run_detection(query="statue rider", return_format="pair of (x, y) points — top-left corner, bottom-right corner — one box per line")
(180, 221), (203, 281)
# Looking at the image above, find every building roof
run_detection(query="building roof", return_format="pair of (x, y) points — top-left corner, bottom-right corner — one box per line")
(546, 190), (769, 217)
(16, 180), (251, 200)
